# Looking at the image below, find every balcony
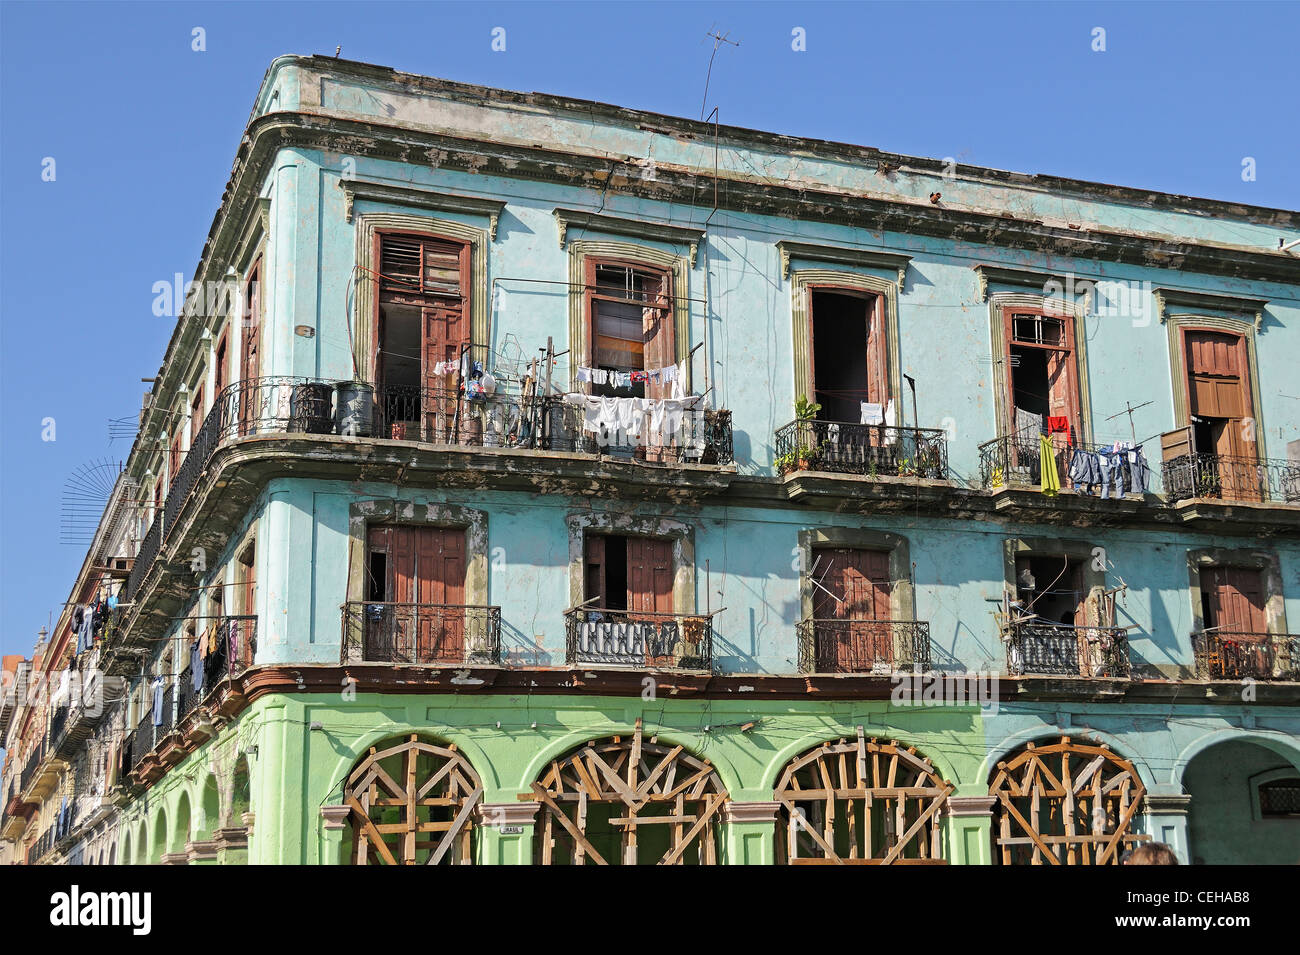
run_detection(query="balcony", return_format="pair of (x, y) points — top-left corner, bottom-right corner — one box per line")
(341, 602), (502, 665)
(1162, 453), (1300, 505)
(126, 377), (733, 605)
(1004, 621), (1131, 679)
(979, 430), (1152, 495)
(1193, 631), (1299, 682)
(564, 608), (714, 670)
(796, 618), (931, 673)
(775, 419), (947, 479)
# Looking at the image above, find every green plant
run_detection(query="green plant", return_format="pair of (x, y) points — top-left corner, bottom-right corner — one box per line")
(794, 395), (821, 421)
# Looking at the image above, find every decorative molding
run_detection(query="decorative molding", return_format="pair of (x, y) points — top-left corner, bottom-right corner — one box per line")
(320, 805), (352, 831)
(1153, 287), (1267, 330)
(185, 839), (219, 862)
(563, 238), (693, 391)
(974, 263), (1092, 312)
(352, 212), (491, 376)
(721, 800), (781, 824)
(987, 290), (1094, 443)
(340, 179), (506, 239)
(777, 240), (910, 287)
(944, 795), (996, 818)
(473, 802), (540, 827)
(1163, 313), (1267, 458)
(789, 268), (902, 413)
(1143, 793), (1192, 815)
(213, 826), (248, 850)
(160, 851), (190, 865)
(554, 208), (703, 268)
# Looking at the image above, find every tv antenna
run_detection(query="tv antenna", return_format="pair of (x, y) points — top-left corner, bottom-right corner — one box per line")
(701, 27), (739, 120)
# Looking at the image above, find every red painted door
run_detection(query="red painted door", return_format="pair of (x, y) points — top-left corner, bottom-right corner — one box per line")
(370, 526), (467, 663)
(1184, 329), (1259, 501)
(1201, 566), (1268, 676)
(813, 549), (892, 672)
(627, 536), (674, 666)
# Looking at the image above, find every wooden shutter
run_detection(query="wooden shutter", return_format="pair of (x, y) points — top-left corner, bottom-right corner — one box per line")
(584, 535), (607, 607)
(864, 295), (889, 405)
(627, 537), (673, 614)
(642, 270), (674, 401)
(1201, 567), (1266, 634)
(814, 549), (892, 671)
(190, 387), (204, 446)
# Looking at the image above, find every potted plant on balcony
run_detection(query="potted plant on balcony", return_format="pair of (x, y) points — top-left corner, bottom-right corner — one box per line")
(775, 396), (822, 473)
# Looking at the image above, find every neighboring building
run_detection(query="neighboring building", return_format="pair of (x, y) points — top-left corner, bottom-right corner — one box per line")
(3, 55), (1299, 865)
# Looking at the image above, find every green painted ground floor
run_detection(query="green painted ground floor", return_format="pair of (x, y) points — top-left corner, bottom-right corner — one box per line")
(110, 686), (1300, 865)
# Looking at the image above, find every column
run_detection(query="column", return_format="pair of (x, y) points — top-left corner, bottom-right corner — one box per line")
(474, 802), (539, 865)
(722, 801), (780, 865)
(943, 795), (996, 865)
(1142, 787), (1192, 864)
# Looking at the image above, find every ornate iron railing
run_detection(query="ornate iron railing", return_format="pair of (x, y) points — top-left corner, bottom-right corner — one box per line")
(1004, 621), (1131, 678)
(564, 608), (714, 670)
(341, 602), (501, 665)
(129, 709), (152, 773)
(546, 398), (733, 464)
(1162, 453), (1300, 505)
(1192, 630), (1299, 682)
(19, 741), (43, 795)
(126, 514), (161, 600)
(796, 618), (931, 673)
(979, 429), (1154, 495)
(775, 420), (947, 479)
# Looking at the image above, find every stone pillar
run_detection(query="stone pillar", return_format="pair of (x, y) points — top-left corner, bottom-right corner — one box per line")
(943, 795), (996, 865)
(319, 804), (351, 864)
(1142, 788), (1192, 864)
(473, 802), (539, 865)
(186, 839), (219, 866)
(213, 826), (249, 865)
(722, 801), (781, 865)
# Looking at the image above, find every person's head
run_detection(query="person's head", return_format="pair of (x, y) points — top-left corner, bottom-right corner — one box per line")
(1124, 842), (1179, 865)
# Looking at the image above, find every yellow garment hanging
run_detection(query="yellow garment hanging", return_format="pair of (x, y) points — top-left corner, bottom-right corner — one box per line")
(1039, 434), (1060, 495)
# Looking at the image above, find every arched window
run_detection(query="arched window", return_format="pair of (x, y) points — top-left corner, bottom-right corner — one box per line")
(343, 734), (482, 865)
(528, 722), (727, 865)
(775, 734), (952, 864)
(989, 736), (1147, 865)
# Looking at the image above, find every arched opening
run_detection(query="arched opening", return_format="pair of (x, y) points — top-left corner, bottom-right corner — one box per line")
(989, 736), (1147, 865)
(150, 811), (168, 865)
(230, 754), (251, 825)
(528, 722), (728, 865)
(173, 793), (192, 858)
(197, 774), (221, 840)
(108, 843), (116, 866)
(342, 734), (483, 865)
(120, 832), (131, 867)
(135, 821), (148, 865)
(1185, 739), (1300, 864)
(775, 735), (952, 864)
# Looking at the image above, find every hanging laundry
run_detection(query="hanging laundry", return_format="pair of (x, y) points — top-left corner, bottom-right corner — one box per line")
(884, 398), (896, 428)
(1039, 433), (1061, 495)
(860, 402), (883, 425)
(1046, 415), (1070, 435)
(576, 367), (592, 383)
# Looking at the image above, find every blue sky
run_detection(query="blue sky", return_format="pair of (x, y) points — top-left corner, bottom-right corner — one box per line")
(1, 0), (1297, 660)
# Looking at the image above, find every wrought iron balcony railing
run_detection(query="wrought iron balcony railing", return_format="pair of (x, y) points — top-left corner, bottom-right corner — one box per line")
(979, 430), (1153, 495)
(1004, 621), (1131, 678)
(564, 608), (714, 670)
(1162, 453), (1300, 505)
(129, 378), (732, 602)
(796, 618), (930, 673)
(341, 602), (502, 665)
(19, 741), (43, 795)
(547, 399), (733, 464)
(775, 419), (947, 478)
(1193, 630), (1299, 682)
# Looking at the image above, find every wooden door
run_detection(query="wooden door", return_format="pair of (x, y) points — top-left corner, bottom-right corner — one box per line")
(239, 262), (261, 435)
(426, 303), (468, 443)
(190, 386), (204, 448)
(1201, 566), (1268, 679)
(813, 549), (892, 671)
(1184, 329), (1258, 500)
(627, 537), (673, 665)
(369, 526), (467, 663)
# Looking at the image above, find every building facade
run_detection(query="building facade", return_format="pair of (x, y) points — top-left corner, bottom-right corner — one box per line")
(3, 55), (1299, 865)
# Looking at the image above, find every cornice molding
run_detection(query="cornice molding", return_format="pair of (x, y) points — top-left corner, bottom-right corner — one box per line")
(776, 240), (910, 286)
(339, 179), (506, 239)
(1153, 286), (1268, 330)
(553, 208), (703, 267)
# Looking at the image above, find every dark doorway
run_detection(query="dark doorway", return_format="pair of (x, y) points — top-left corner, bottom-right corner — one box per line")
(811, 290), (882, 423)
